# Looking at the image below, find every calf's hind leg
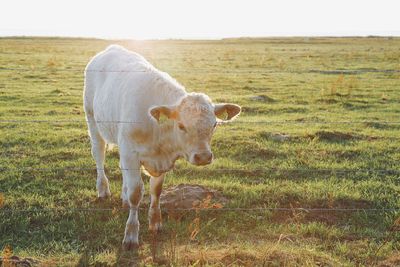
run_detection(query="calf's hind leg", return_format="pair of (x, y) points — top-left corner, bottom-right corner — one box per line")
(87, 119), (111, 198)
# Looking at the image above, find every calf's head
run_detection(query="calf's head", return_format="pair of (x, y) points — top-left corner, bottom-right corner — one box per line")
(150, 93), (241, 166)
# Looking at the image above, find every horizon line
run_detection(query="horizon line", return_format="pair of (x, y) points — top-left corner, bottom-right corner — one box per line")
(1, 34), (400, 42)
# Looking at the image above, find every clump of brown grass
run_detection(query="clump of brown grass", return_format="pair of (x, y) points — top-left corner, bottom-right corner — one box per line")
(1, 245), (13, 267)
(347, 76), (358, 96)
(47, 57), (58, 68)
(163, 194), (223, 264)
(330, 74), (344, 95)
(189, 194), (223, 241)
(322, 74), (359, 98)
(374, 216), (400, 263)
(278, 59), (285, 70)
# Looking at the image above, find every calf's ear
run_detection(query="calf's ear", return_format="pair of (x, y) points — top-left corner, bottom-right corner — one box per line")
(214, 104), (241, 121)
(149, 105), (179, 122)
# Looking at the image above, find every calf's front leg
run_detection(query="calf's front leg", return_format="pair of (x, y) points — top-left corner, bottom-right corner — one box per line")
(149, 174), (164, 232)
(119, 145), (143, 250)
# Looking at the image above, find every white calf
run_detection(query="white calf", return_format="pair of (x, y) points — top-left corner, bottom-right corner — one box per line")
(83, 45), (241, 249)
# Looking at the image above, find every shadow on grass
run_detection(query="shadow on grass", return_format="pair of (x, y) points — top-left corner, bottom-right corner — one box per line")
(76, 229), (171, 266)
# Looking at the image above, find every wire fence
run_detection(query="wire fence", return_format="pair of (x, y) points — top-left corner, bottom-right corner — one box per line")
(0, 166), (399, 174)
(1, 62), (400, 215)
(1, 66), (400, 74)
(1, 119), (400, 124)
(1, 207), (400, 213)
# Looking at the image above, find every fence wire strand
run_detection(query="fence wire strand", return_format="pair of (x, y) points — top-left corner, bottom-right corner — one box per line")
(1, 119), (400, 124)
(1, 67), (400, 74)
(0, 166), (399, 174)
(1, 207), (399, 213)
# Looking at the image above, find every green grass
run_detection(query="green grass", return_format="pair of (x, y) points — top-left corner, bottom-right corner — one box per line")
(0, 37), (400, 266)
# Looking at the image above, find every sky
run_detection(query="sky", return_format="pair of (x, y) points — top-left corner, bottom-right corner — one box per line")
(1, 0), (399, 39)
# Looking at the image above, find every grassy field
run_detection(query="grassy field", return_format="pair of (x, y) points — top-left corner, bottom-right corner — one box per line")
(0, 37), (400, 266)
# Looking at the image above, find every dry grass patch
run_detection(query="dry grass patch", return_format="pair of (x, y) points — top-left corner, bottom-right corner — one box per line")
(164, 243), (342, 266)
(378, 253), (400, 267)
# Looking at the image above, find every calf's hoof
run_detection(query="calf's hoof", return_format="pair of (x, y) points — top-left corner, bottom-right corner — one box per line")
(96, 197), (107, 203)
(149, 222), (163, 233)
(122, 240), (139, 250)
(96, 195), (110, 203)
(98, 190), (111, 199)
(122, 199), (129, 208)
(149, 208), (162, 232)
(97, 178), (111, 198)
(122, 226), (139, 250)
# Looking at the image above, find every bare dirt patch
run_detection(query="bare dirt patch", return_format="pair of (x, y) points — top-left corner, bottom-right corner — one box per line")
(260, 132), (291, 142)
(304, 131), (381, 142)
(0, 256), (39, 267)
(249, 94), (276, 102)
(261, 130), (379, 143)
(306, 131), (358, 142)
(309, 69), (400, 75)
(145, 184), (228, 210)
(226, 139), (282, 160)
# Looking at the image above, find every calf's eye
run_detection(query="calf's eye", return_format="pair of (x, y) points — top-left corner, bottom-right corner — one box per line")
(178, 123), (186, 132)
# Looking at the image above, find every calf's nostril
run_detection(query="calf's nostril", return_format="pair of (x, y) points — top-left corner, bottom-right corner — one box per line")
(194, 153), (201, 162)
(193, 152), (213, 164)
